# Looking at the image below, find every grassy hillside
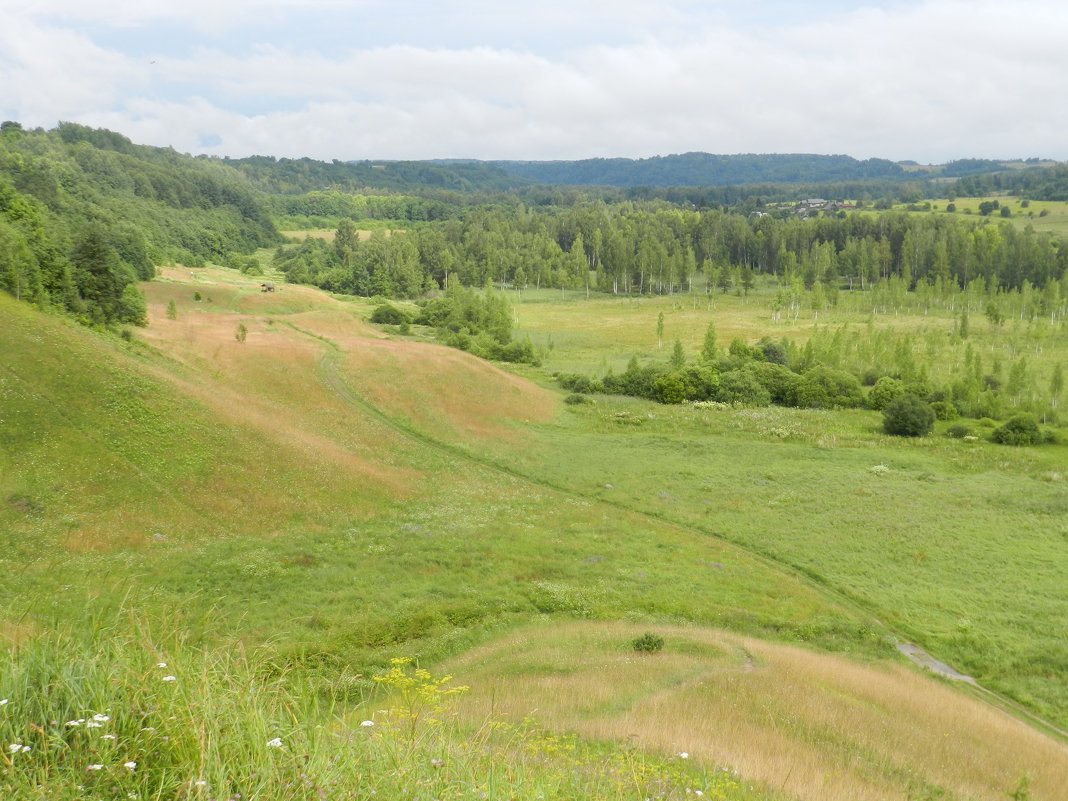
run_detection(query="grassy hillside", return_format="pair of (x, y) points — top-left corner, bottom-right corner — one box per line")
(3, 269), (1067, 799)
(450, 622), (1068, 801)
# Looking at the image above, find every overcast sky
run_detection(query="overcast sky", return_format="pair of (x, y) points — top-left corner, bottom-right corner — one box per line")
(2, 0), (1066, 163)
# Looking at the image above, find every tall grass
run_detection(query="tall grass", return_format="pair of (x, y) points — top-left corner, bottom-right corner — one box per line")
(449, 622), (1068, 801)
(0, 616), (781, 800)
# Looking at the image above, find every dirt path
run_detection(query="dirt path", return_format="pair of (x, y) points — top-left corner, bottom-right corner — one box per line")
(895, 643), (975, 682)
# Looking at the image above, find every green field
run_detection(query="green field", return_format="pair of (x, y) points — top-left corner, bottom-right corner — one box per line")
(895, 195), (1068, 235)
(3, 269), (1067, 800)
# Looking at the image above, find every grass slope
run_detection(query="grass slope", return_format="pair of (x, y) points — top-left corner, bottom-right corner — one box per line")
(450, 622), (1068, 801)
(3, 269), (1067, 799)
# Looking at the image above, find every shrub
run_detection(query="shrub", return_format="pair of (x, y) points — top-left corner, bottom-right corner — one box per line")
(946, 423), (973, 439)
(930, 400), (959, 421)
(558, 373), (598, 394)
(564, 393), (593, 405)
(678, 366), (720, 402)
(652, 372), (688, 404)
(795, 366), (864, 409)
(740, 362), (801, 405)
(867, 376), (905, 410)
(883, 394), (936, 437)
(991, 414), (1043, 446)
(370, 304), (411, 325)
(758, 338), (789, 365)
(632, 632), (665, 654)
(728, 338), (763, 362)
(716, 369), (772, 406)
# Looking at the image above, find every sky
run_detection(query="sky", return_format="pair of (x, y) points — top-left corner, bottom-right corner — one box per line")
(2, 0), (1066, 163)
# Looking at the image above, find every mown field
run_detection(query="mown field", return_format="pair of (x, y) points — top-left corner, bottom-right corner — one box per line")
(2, 268), (1067, 800)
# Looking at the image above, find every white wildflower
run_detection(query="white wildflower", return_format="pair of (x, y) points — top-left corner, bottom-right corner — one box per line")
(161, 675), (177, 682)
(102, 734), (117, 740)
(86, 721), (103, 728)
(87, 764), (104, 771)
(92, 713), (110, 722)
(8, 743), (22, 753)
(677, 752), (689, 759)
(194, 780), (207, 787)
(266, 737), (283, 748)
(66, 719), (85, 727)
(359, 720), (375, 727)
(0, 699), (8, 705)
(124, 761), (137, 770)
(157, 662), (167, 668)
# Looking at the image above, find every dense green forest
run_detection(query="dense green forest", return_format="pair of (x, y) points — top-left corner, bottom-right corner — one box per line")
(279, 202), (1068, 299)
(956, 163), (1068, 201)
(227, 154), (530, 194)
(486, 153), (909, 186)
(0, 122), (277, 325)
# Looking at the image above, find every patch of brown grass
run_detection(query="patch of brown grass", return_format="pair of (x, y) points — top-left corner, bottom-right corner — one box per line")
(448, 622), (1068, 801)
(341, 338), (557, 443)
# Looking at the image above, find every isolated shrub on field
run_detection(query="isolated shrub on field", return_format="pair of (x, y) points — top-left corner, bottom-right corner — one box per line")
(991, 414), (1043, 446)
(632, 632), (665, 654)
(564, 393), (592, 405)
(946, 423), (973, 439)
(883, 394), (936, 437)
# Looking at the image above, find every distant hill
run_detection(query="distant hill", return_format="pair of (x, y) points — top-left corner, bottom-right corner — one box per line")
(227, 155), (532, 194)
(480, 152), (910, 187)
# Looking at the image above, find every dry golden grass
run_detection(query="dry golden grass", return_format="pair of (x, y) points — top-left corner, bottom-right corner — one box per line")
(341, 337), (558, 444)
(448, 622), (1068, 801)
(140, 283), (421, 508)
(137, 267), (556, 530)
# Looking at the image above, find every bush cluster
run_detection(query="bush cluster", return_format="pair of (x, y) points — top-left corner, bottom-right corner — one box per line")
(990, 414), (1053, 446)
(882, 394), (936, 437)
(632, 632), (665, 654)
(558, 339), (867, 410)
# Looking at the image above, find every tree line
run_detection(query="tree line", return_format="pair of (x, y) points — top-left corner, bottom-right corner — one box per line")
(276, 201), (1068, 300)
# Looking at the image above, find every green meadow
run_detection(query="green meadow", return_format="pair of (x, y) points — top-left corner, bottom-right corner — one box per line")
(3, 268), (1067, 800)
(896, 195), (1068, 236)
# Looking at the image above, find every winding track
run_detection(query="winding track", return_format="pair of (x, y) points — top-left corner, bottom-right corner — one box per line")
(294, 322), (1068, 745)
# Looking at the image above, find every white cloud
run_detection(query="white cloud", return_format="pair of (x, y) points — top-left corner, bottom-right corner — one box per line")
(3, 0), (1068, 161)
